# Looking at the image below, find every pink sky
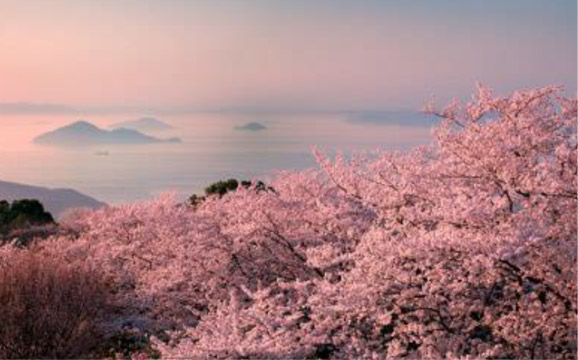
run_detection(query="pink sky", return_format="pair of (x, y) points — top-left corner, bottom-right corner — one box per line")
(0, 1), (575, 112)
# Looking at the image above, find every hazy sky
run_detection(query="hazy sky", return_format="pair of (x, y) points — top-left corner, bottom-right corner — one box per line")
(0, 0), (576, 113)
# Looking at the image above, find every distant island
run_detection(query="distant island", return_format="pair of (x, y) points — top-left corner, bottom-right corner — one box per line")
(109, 117), (173, 132)
(0, 179), (106, 218)
(234, 122), (267, 132)
(34, 121), (181, 146)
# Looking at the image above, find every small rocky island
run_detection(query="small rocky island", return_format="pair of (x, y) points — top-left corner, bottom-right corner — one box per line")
(234, 122), (267, 131)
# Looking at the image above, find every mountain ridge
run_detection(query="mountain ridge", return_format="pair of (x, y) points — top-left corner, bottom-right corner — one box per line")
(0, 179), (106, 218)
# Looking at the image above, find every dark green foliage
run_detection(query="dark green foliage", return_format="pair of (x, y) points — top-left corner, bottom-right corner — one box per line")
(189, 178), (275, 206)
(0, 199), (55, 235)
(188, 194), (205, 207)
(204, 178), (241, 196)
(204, 178), (273, 197)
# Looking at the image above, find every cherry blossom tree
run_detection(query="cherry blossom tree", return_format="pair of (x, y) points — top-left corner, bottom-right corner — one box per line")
(0, 85), (574, 359)
(157, 85), (576, 358)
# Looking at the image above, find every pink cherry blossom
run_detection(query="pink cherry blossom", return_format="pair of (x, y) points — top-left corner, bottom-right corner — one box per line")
(1, 85), (575, 359)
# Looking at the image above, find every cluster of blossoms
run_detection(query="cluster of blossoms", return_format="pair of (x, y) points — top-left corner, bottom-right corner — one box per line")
(1, 86), (576, 358)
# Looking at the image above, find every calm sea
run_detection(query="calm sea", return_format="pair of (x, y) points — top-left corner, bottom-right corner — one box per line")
(0, 112), (433, 204)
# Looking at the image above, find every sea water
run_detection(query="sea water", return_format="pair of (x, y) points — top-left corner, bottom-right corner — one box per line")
(0, 112), (433, 204)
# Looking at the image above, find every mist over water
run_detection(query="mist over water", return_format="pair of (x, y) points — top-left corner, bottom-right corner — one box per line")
(0, 112), (432, 204)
